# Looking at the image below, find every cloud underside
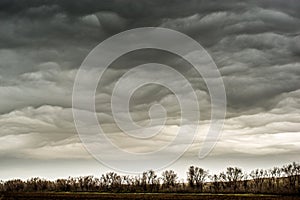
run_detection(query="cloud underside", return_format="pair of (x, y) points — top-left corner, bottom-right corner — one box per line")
(0, 0), (300, 171)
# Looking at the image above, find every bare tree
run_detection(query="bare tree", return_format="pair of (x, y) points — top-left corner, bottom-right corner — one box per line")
(242, 173), (249, 192)
(162, 170), (178, 189)
(0, 180), (4, 192)
(187, 166), (208, 192)
(100, 172), (121, 191)
(147, 170), (160, 192)
(282, 162), (300, 193)
(264, 169), (274, 193)
(270, 167), (282, 193)
(225, 167), (243, 193)
(2, 162), (300, 194)
(4, 179), (24, 192)
(218, 172), (227, 192)
(250, 169), (264, 193)
(209, 174), (221, 193)
(55, 179), (67, 192)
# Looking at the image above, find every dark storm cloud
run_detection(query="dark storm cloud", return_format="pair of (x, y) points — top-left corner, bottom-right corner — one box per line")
(0, 0), (241, 16)
(0, 0), (300, 176)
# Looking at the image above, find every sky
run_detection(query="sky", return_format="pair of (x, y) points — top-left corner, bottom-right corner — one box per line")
(0, 0), (300, 180)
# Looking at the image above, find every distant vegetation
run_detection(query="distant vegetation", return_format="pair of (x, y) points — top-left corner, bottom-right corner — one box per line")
(1, 162), (299, 195)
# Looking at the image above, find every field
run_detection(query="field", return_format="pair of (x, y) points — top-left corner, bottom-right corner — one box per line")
(1, 193), (300, 200)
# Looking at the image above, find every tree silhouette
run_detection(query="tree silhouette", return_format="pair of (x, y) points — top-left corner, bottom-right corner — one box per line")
(1, 162), (300, 194)
(250, 169), (264, 193)
(187, 166), (208, 192)
(225, 167), (243, 193)
(162, 170), (178, 189)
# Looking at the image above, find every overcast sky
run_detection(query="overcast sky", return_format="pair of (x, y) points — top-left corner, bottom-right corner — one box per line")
(1, 0), (300, 180)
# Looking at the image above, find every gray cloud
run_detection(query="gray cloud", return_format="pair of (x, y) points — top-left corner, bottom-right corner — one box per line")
(0, 0), (300, 178)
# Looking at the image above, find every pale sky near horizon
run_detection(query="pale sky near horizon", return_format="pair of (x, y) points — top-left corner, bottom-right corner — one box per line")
(0, 0), (300, 181)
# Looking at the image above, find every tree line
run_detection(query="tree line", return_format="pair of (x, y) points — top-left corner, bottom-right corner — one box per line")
(1, 162), (299, 194)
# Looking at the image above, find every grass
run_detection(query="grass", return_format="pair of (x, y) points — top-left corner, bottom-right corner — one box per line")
(2, 192), (300, 200)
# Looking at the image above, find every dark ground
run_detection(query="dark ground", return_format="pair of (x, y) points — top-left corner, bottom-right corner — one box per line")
(1, 193), (300, 200)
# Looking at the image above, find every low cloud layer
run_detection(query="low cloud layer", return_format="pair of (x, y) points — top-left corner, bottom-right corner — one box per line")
(0, 0), (300, 178)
